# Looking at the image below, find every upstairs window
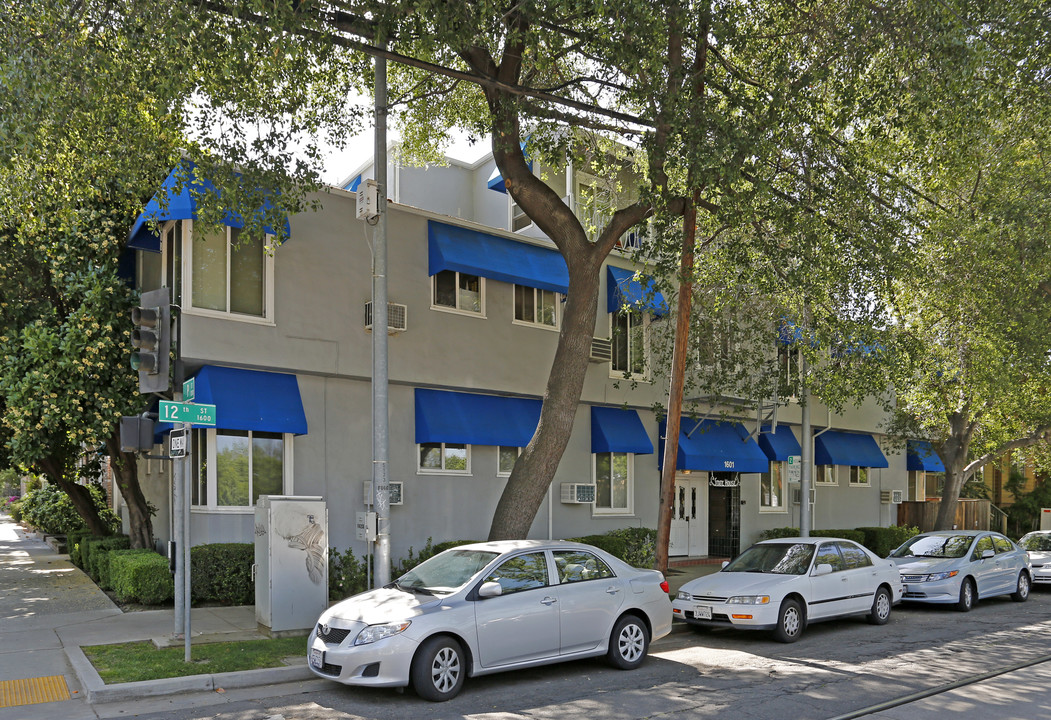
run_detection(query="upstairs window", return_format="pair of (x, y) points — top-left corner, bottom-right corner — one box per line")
(187, 222), (273, 321)
(432, 270), (484, 315)
(611, 309), (649, 379)
(513, 285), (560, 329)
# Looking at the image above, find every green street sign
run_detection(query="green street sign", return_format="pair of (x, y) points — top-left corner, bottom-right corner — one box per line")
(183, 377), (195, 402)
(159, 400), (216, 426)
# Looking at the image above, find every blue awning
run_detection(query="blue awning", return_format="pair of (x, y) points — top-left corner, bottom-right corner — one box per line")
(486, 143), (533, 193)
(607, 266), (668, 317)
(907, 440), (945, 472)
(415, 388), (542, 447)
(757, 425), (802, 461)
(658, 419), (769, 473)
(128, 161), (291, 252)
(814, 430), (888, 468)
(591, 407), (653, 455)
(428, 220), (569, 294)
(346, 174), (363, 192)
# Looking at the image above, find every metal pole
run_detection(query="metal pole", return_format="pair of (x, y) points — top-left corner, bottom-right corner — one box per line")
(172, 446), (184, 637)
(182, 422), (192, 661)
(800, 355), (812, 538)
(372, 50), (391, 588)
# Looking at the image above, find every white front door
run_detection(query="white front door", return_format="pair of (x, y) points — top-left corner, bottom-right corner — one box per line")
(669, 475), (707, 557)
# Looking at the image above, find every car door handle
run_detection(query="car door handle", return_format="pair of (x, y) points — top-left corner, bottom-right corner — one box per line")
(606, 586), (620, 595)
(541, 596), (557, 606)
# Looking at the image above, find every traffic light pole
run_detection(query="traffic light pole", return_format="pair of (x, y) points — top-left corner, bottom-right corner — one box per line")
(181, 423), (192, 662)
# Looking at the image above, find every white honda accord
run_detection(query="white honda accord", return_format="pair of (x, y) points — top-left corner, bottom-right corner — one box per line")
(672, 536), (903, 642)
(308, 539), (672, 701)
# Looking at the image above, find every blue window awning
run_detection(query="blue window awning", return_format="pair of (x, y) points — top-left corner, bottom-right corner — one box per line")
(129, 161), (291, 252)
(607, 266), (668, 317)
(428, 220), (569, 294)
(757, 425), (802, 461)
(486, 143), (533, 194)
(814, 430), (888, 468)
(591, 407), (653, 455)
(907, 440), (945, 472)
(415, 388), (542, 447)
(658, 419), (770, 473)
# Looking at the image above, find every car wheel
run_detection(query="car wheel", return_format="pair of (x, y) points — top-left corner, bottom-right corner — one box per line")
(867, 586), (892, 625)
(772, 598), (804, 643)
(956, 578), (975, 612)
(1011, 571), (1031, 602)
(607, 615), (649, 670)
(411, 636), (465, 702)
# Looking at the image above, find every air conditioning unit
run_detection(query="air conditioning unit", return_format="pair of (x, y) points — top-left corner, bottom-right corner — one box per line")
(881, 490), (903, 504)
(364, 301), (408, 334)
(363, 480), (404, 506)
(561, 483), (596, 504)
(589, 337), (613, 362)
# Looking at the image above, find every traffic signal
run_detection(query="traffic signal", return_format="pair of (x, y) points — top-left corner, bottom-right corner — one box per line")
(131, 287), (171, 393)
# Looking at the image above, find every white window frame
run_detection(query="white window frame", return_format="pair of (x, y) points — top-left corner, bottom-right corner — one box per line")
(430, 270), (486, 317)
(815, 464), (839, 486)
(417, 442), (472, 475)
(181, 219), (276, 325)
(509, 196), (533, 233)
(497, 446), (521, 477)
(512, 285), (561, 331)
(760, 461), (788, 513)
(849, 466), (871, 487)
(592, 452), (634, 517)
(192, 428), (294, 513)
(609, 309), (651, 381)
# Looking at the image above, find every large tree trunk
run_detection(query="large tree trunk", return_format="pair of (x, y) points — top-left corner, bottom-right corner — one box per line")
(37, 457), (112, 537)
(933, 411), (973, 530)
(106, 433), (154, 549)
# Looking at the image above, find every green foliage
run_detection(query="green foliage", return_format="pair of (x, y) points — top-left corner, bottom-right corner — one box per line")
(15, 483), (118, 536)
(329, 539), (479, 600)
(566, 528), (658, 568)
(758, 527), (866, 545)
(111, 552), (174, 605)
(86, 536), (131, 584)
(68, 529), (97, 568)
(855, 526), (921, 558)
(191, 543), (254, 606)
(7, 500), (22, 522)
(101, 548), (154, 591)
(1005, 473), (1051, 537)
(0, 468), (19, 497)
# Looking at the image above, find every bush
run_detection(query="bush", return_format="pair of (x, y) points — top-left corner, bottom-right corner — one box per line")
(102, 548), (155, 590)
(67, 529), (95, 568)
(329, 539), (480, 600)
(567, 527), (658, 567)
(8, 500), (22, 522)
(14, 483), (118, 536)
(111, 551), (173, 605)
(87, 536), (131, 585)
(856, 526), (920, 557)
(191, 543), (254, 605)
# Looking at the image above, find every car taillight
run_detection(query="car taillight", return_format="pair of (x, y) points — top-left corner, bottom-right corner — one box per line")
(660, 580), (670, 594)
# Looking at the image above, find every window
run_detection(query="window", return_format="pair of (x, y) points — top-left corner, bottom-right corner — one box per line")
(432, 269), (484, 315)
(611, 309), (649, 379)
(814, 543), (847, 572)
(418, 442), (470, 474)
(510, 198), (531, 232)
(837, 542), (873, 569)
(992, 535), (1015, 554)
(482, 552), (549, 594)
(815, 464), (838, 486)
(191, 429), (290, 509)
(497, 446), (520, 476)
(971, 535), (994, 561)
(849, 466), (870, 486)
(513, 285), (560, 329)
(553, 550), (614, 583)
(908, 470), (926, 501)
(187, 222), (273, 320)
(594, 452), (632, 515)
(761, 462), (786, 511)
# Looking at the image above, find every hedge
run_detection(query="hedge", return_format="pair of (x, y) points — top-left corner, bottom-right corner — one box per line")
(191, 543), (254, 606)
(566, 527), (657, 568)
(67, 529), (97, 568)
(111, 551), (174, 605)
(758, 526), (920, 557)
(102, 548), (156, 591)
(85, 536), (131, 586)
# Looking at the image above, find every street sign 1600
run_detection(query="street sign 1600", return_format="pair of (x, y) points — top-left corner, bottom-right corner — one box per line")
(159, 400), (216, 426)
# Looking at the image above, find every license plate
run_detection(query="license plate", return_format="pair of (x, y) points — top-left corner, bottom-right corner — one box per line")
(693, 605), (713, 620)
(310, 647), (324, 669)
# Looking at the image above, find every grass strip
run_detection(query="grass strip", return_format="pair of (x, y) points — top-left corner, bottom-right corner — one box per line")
(82, 637), (305, 684)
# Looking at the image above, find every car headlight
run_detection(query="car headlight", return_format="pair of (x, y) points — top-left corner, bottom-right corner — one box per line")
(354, 621), (412, 646)
(676, 591), (692, 601)
(925, 570), (958, 582)
(727, 595), (771, 605)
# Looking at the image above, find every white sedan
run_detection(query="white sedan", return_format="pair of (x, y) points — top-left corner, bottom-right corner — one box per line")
(671, 537), (903, 642)
(308, 540), (672, 701)
(1015, 531), (1051, 587)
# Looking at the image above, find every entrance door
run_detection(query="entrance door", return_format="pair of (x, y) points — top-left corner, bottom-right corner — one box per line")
(669, 475), (707, 556)
(708, 473), (740, 558)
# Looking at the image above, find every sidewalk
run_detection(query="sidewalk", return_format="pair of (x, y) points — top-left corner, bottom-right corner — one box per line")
(0, 511), (719, 718)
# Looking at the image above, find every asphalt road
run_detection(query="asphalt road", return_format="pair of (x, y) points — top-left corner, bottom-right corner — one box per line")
(96, 587), (1051, 720)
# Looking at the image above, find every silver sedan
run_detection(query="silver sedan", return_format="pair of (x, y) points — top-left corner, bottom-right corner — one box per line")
(308, 539), (672, 701)
(1018, 531), (1051, 587)
(889, 530), (1032, 610)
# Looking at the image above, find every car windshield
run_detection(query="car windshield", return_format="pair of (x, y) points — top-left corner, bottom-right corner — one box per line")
(722, 543), (815, 575)
(890, 535), (973, 559)
(1018, 533), (1051, 552)
(394, 548), (499, 594)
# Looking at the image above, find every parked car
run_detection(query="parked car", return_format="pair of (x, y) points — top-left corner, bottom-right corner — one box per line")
(671, 537), (903, 643)
(307, 539), (672, 701)
(888, 530), (1032, 610)
(1017, 530), (1051, 587)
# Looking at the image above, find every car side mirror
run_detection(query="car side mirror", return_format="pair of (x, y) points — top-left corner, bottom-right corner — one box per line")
(478, 581), (503, 598)
(811, 563), (833, 577)
(981, 549), (995, 559)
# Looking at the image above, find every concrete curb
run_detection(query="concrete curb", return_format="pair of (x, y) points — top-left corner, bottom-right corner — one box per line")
(65, 644), (313, 703)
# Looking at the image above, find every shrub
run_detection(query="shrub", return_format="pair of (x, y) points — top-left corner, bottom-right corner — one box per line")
(391, 538), (479, 579)
(88, 536), (131, 585)
(14, 483), (118, 536)
(67, 529), (95, 567)
(758, 527), (902, 554)
(856, 526), (920, 558)
(111, 551), (173, 605)
(329, 547), (370, 600)
(8, 500), (22, 522)
(102, 548), (155, 590)
(567, 527), (658, 568)
(191, 543), (254, 605)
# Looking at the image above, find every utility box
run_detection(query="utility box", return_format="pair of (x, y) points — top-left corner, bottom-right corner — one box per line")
(1041, 508), (1051, 531)
(254, 495), (328, 635)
